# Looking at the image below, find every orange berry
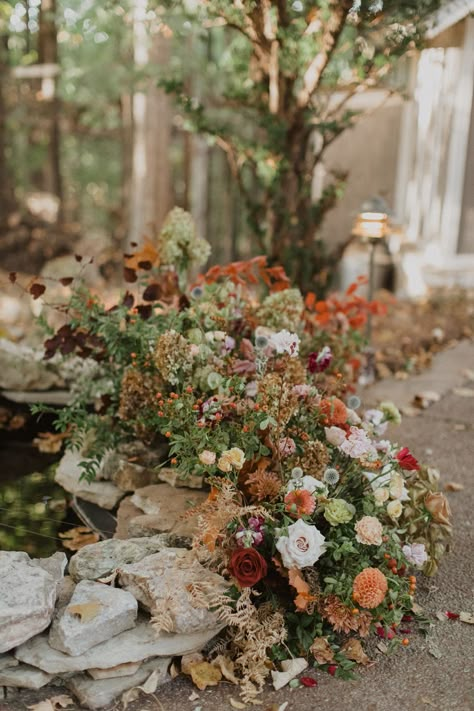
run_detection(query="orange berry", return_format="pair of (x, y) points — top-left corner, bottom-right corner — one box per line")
(171, 458), (177, 465)
(402, 638), (409, 646)
(243, 425), (249, 433)
(167, 399), (173, 404)
(131, 352), (137, 358)
(165, 431), (171, 438)
(384, 553), (391, 560)
(254, 404), (260, 411)
(186, 386), (193, 393)
(351, 608), (359, 615)
(388, 559), (397, 568)
(409, 576), (416, 583)
(158, 411), (164, 417)
(157, 392), (162, 399)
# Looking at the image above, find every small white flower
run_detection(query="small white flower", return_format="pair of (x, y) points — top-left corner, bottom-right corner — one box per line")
(268, 330), (300, 358)
(339, 427), (376, 459)
(276, 519), (326, 569)
(291, 466), (304, 480)
(323, 468), (340, 486)
(402, 543), (428, 567)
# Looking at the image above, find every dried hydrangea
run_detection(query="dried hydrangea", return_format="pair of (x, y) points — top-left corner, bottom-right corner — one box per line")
(157, 207), (211, 272)
(297, 440), (330, 479)
(256, 288), (304, 332)
(154, 329), (192, 384)
(257, 372), (298, 425)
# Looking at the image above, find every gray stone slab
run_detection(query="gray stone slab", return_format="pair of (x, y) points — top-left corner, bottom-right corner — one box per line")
(68, 534), (186, 582)
(0, 663), (54, 689)
(0, 551), (64, 654)
(66, 657), (170, 709)
(49, 580), (138, 656)
(15, 618), (223, 674)
(118, 549), (228, 634)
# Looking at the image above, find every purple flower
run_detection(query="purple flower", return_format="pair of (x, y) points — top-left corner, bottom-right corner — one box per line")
(308, 346), (332, 373)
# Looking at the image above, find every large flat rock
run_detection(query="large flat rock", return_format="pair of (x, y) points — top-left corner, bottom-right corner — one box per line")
(66, 657), (170, 709)
(130, 484), (206, 536)
(0, 338), (62, 391)
(118, 548), (228, 634)
(55, 450), (123, 510)
(15, 618), (222, 674)
(0, 551), (66, 654)
(0, 663), (54, 689)
(49, 580), (138, 656)
(68, 535), (187, 582)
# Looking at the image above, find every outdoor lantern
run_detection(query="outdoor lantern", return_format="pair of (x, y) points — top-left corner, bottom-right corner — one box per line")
(352, 211), (389, 240)
(352, 209), (390, 385)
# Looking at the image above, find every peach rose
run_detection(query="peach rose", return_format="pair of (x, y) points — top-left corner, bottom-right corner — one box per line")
(199, 450), (216, 466)
(425, 492), (451, 526)
(354, 516), (383, 546)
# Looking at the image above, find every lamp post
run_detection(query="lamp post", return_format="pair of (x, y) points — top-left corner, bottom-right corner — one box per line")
(352, 211), (389, 384)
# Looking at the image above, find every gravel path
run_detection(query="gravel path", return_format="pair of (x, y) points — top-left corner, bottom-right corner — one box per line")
(2, 343), (473, 711)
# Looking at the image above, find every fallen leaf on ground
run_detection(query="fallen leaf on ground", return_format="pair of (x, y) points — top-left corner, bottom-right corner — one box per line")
(412, 391), (440, 409)
(67, 601), (102, 622)
(460, 611), (474, 624)
(212, 654), (239, 684)
(188, 691), (200, 701)
(59, 526), (100, 551)
(444, 481), (465, 492)
(309, 636), (334, 664)
(341, 638), (370, 665)
(189, 661), (222, 690)
(229, 698), (247, 709)
(376, 641), (388, 654)
(452, 387), (474, 397)
(27, 697), (74, 711)
(427, 639), (442, 659)
(121, 668), (165, 709)
(33, 431), (67, 453)
(181, 652), (204, 675)
(421, 697), (437, 707)
(462, 368), (474, 382)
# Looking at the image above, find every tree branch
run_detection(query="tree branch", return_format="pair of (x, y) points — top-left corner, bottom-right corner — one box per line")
(297, 0), (353, 109)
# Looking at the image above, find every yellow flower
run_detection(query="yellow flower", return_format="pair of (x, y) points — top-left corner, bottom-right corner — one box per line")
(217, 447), (245, 472)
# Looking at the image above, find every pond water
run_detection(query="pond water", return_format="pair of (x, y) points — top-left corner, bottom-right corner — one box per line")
(0, 402), (73, 557)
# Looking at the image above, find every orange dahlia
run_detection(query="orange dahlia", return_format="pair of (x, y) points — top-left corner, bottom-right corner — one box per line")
(320, 397), (347, 426)
(284, 490), (316, 517)
(352, 568), (388, 609)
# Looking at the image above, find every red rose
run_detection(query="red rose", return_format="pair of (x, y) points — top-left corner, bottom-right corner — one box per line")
(228, 548), (268, 587)
(396, 447), (420, 471)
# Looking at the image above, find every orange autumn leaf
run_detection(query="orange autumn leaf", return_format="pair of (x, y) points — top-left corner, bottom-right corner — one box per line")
(125, 238), (160, 271)
(288, 568), (316, 612)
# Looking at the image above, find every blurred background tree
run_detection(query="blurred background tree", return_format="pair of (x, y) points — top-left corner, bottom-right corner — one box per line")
(0, 0), (439, 289)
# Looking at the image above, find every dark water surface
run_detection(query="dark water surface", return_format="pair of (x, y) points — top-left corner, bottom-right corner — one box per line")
(0, 401), (69, 556)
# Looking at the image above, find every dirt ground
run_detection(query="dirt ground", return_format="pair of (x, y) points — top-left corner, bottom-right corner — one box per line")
(2, 343), (474, 711)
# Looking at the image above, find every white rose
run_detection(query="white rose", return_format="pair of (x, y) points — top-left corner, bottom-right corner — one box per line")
(276, 519), (326, 569)
(387, 499), (403, 519)
(374, 487), (389, 505)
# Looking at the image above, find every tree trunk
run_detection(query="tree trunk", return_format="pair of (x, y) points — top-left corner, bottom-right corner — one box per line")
(37, 0), (63, 214)
(128, 0), (173, 249)
(0, 35), (15, 226)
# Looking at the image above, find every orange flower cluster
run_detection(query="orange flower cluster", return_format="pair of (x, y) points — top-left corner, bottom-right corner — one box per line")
(319, 397), (347, 426)
(352, 568), (388, 609)
(284, 490), (316, 517)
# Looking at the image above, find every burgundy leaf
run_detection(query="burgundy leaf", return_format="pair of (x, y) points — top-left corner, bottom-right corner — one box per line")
(59, 277), (74, 286)
(142, 283), (162, 302)
(8, 272), (16, 283)
(138, 260), (153, 270)
(74, 254), (83, 262)
(136, 304), (152, 319)
(122, 291), (134, 308)
(29, 283), (46, 299)
(123, 267), (137, 283)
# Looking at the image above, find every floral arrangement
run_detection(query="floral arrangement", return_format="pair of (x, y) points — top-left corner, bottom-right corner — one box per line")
(31, 209), (451, 701)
